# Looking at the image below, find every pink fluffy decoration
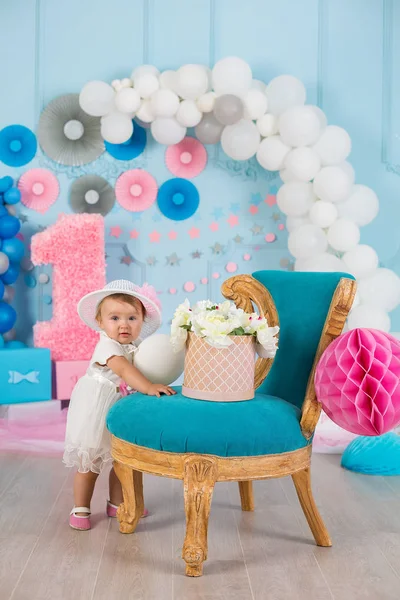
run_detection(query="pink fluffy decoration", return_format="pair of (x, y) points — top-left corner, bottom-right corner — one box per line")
(31, 213), (106, 360)
(18, 168), (60, 213)
(315, 328), (400, 436)
(165, 137), (207, 178)
(115, 169), (158, 212)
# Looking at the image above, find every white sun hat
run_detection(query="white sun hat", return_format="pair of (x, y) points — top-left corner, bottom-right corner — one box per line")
(77, 279), (162, 339)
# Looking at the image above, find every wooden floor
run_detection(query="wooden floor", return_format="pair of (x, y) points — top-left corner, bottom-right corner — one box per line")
(1, 453), (399, 600)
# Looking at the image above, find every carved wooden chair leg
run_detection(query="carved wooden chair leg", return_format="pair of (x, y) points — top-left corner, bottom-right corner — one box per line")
(113, 461), (144, 534)
(238, 481), (254, 511)
(292, 467), (332, 547)
(182, 456), (218, 577)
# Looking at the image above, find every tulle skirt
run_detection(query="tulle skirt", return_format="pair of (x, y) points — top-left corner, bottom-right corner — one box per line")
(63, 374), (121, 474)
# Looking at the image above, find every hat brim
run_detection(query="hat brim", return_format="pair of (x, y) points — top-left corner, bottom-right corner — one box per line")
(77, 287), (161, 338)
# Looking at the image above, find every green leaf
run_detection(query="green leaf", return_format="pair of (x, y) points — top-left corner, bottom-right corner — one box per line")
(180, 324), (192, 331)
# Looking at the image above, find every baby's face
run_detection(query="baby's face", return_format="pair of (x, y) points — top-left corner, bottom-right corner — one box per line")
(97, 297), (143, 344)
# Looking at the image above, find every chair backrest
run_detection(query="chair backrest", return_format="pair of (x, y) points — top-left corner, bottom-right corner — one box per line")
(253, 270), (353, 410)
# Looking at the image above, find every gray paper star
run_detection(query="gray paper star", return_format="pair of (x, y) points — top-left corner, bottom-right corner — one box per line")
(211, 242), (225, 255)
(250, 224), (264, 236)
(166, 253), (181, 266)
(146, 255), (158, 266)
(233, 235), (243, 244)
(272, 212), (280, 222)
(191, 250), (203, 259)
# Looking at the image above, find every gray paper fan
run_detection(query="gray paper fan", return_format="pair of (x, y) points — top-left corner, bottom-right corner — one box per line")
(38, 94), (104, 166)
(70, 175), (115, 216)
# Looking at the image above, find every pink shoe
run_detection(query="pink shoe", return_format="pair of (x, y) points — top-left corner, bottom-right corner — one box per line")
(107, 500), (149, 518)
(69, 507), (91, 531)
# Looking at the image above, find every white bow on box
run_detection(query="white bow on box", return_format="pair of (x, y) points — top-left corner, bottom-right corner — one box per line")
(8, 371), (40, 384)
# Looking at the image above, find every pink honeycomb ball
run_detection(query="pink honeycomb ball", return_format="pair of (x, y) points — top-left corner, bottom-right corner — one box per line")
(315, 328), (400, 436)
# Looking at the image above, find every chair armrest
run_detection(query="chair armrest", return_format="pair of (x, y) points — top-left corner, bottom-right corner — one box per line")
(221, 274), (279, 389)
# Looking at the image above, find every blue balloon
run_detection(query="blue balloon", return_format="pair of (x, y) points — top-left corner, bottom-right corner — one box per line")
(0, 334), (4, 348)
(0, 301), (16, 333)
(0, 205), (7, 218)
(4, 188), (21, 205)
(0, 279), (4, 299)
(1, 237), (24, 263)
(0, 176), (13, 193)
(4, 340), (26, 349)
(0, 215), (20, 239)
(1, 264), (19, 285)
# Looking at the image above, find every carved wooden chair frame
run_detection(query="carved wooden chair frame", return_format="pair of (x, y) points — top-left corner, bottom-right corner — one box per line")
(111, 274), (356, 577)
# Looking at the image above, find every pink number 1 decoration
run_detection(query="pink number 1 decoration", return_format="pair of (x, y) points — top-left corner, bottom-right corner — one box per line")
(31, 213), (106, 360)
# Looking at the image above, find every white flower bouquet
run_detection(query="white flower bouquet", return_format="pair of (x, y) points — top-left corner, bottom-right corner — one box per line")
(171, 299), (279, 357)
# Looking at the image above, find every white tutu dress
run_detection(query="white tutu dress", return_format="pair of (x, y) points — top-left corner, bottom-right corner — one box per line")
(63, 332), (137, 474)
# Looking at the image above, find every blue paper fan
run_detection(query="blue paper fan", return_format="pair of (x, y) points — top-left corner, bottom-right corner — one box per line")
(0, 125), (37, 167)
(157, 178), (199, 221)
(105, 121), (146, 160)
(341, 433), (400, 476)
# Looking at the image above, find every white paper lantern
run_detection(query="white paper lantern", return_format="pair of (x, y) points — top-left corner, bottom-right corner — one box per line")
(176, 100), (202, 127)
(358, 268), (400, 312)
(151, 118), (186, 145)
(278, 106), (321, 147)
(266, 75), (306, 116)
(284, 147), (321, 182)
(221, 119), (260, 161)
(327, 218), (360, 252)
(309, 201), (338, 228)
(347, 304), (391, 333)
(337, 184), (379, 226)
(286, 215), (311, 233)
(313, 166), (353, 204)
(115, 88), (141, 114)
(289, 224), (328, 259)
(101, 113), (133, 144)
(150, 89), (180, 117)
(134, 334), (185, 385)
(277, 182), (316, 217)
(256, 135), (290, 171)
(196, 92), (216, 113)
(313, 125), (351, 166)
(212, 57), (252, 97)
(342, 245), (379, 279)
(79, 81), (115, 117)
(243, 89), (268, 120)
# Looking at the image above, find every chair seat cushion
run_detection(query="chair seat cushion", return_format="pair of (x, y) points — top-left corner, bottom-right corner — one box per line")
(107, 388), (308, 457)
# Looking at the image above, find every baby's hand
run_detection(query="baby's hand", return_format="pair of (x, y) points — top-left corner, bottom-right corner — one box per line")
(147, 383), (176, 398)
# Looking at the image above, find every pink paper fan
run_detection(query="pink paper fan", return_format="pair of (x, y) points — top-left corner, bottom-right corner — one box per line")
(18, 168), (59, 213)
(115, 169), (158, 212)
(165, 137), (207, 178)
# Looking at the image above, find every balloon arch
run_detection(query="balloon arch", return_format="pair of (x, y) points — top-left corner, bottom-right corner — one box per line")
(79, 57), (400, 330)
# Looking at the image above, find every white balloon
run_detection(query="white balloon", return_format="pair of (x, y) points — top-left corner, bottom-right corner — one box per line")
(159, 70), (177, 90)
(294, 257), (311, 271)
(256, 113), (278, 137)
(176, 64), (209, 100)
(151, 118), (186, 145)
(221, 119), (260, 161)
(313, 125), (351, 166)
(115, 88), (141, 114)
(338, 184), (379, 226)
(266, 75), (306, 116)
(313, 166), (353, 203)
(300, 253), (346, 272)
(342, 245), (379, 279)
(288, 224), (328, 259)
(308, 105), (327, 130)
(136, 100), (155, 123)
(176, 100), (202, 127)
(134, 334), (185, 385)
(256, 135), (290, 171)
(196, 92), (216, 113)
(284, 147), (321, 182)
(251, 79), (267, 93)
(327, 218), (360, 252)
(243, 89), (268, 120)
(280, 169), (298, 183)
(0, 251), (10, 275)
(150, 89), (179, 117)
(135, 73), (159, 99)
(278, 106), (321, 147)
(309, 201), (338, 228)
(212, 56), (252, 97)
(131, 64), (160, 82)
(277, 182), (316, 217)
(286, 215), (311, 233)
(340, 161), (355, 184)
(79, 81), (115, 117)
(358, 268), (400, 312)
(101, 113), (133, 144)
(348, 305), (391, 332)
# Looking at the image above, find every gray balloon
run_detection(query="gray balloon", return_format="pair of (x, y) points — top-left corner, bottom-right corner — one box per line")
(3, 328), (16, 341)
(195, 114), (224, 145)
(3, 286), (15, 303)
(0, 252), (10, 276)
(213, 94), (244, 125)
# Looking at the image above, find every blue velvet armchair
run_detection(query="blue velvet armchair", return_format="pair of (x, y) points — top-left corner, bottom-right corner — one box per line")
(107, 270), (356, 576)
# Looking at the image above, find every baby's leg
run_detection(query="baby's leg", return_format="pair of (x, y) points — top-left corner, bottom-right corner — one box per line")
(109, 466), (123, 506)
(73, 470), (99, 515)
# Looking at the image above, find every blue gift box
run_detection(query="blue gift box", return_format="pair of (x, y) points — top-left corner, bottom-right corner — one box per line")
(0, 348), (52, 404)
